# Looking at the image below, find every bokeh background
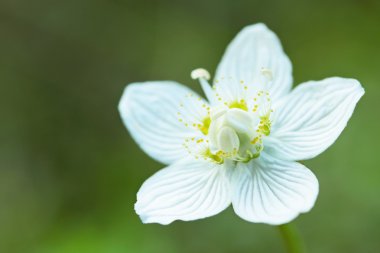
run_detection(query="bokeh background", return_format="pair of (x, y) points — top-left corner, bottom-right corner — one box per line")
(1, 0), (379, 252)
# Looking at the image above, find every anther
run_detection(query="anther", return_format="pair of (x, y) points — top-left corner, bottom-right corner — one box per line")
(191, 68), (210, 80)
(191, 68), (215, 103)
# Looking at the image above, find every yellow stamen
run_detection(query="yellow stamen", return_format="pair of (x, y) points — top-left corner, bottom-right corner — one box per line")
(229, 100), (248, 111)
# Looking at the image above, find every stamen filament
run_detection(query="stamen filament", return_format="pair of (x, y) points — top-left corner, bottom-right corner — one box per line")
(191, 68), (216, 104)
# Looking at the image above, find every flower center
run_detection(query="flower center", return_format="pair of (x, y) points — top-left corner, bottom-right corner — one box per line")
(184, 68), (273, 164)
(207, 107), (265, 163)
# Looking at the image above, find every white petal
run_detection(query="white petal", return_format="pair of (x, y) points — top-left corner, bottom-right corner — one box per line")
(118, 81), (209, 164)
(135, 158), (231, 224)
(231, 154), (318, 225)
(215, 23), (292, 102)
(267, 77), (364, 161)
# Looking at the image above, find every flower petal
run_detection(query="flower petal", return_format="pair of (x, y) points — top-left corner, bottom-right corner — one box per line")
(135, 158), (231, 224)
(231, 154), (318, 225)
(266, 77), (364, 161)
(119, 81), (209, 164)
(215, 23), (292, 102)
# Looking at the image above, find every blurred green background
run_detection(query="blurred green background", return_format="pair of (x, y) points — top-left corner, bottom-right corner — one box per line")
(0, 0), (379, 252)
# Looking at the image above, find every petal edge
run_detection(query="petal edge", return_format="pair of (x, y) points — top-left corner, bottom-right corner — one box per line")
(214, 23), (293, 102)
(135, 158), (231, 224)
(231, 154), (319, 225)
(267, 77), (364, 161)
(118, 81), (208, 164)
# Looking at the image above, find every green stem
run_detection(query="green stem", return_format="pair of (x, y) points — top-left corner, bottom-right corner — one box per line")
(277, 223), (306, 253)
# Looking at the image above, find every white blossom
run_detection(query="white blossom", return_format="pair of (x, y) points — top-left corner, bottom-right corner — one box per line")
(119, 24), (364, 225)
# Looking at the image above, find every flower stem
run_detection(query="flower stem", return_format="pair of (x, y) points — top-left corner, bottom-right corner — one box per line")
(277, 223), (306, 253)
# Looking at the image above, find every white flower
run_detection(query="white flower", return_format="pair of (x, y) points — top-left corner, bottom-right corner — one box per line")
(118, 23), (364, 225)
